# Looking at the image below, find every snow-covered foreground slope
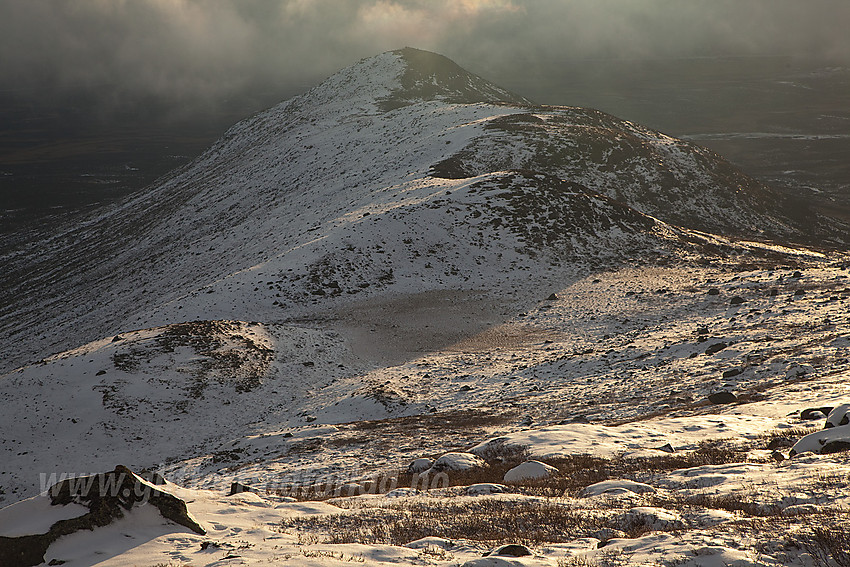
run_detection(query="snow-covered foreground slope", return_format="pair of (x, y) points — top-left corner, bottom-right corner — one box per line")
(3, 262), (850, 566)
(2, 48), (850, 566)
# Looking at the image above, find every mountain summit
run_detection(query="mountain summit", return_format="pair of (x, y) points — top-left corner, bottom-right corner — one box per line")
(380, 47), (532, 109)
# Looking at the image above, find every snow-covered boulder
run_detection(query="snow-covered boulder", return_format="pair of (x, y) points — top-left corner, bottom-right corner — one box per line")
(407, 458), (434, 473)
(465, 483), (508, 496)
(826, 404), (850, 428)
(785, 363), (814, 379)
(430, 452), (487, 472)
(580, 479), (656, 497)
(503, 460), (558, 483)
(790, 423), (850, 456)
(405, 536), (455, 550)
(800, 406), (833, 421)
(0, 465), (204, 567)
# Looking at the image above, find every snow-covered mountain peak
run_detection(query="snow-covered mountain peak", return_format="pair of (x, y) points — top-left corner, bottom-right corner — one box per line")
(274, 47), (529, 121)
(286, 50), (406, 114)
(380, 47), (532, 109)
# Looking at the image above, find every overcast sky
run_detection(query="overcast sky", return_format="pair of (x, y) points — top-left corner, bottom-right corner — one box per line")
(2, 0), (849, 113)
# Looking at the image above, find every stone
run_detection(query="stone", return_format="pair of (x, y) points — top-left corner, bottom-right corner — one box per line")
(503, 460), (558, 482)
(800, 407), (833, 421)
(826, 404), (850, 428)
(465, 483), (507, 496)
(821, 440), (850, 454)
(229, 481), (257, 496)
(580, 480), (656, 497)
(407, 458), (433, 474)
(486, 544), (533, 557)
(790, 423), (850, 456)
(708, 391), (737, 405)
(705, 342), (728, 355)
(591, 528), (628, 548)
(722, 368), (742, 379)
(766, 437), (794, 450)
(0, 466), (204, 567)
(430, 452), (486, 472)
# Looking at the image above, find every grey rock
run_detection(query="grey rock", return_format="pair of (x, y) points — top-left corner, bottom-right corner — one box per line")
(486, 544), (533, 557)
(708, 391), (737, 405)
(705, 342), (728, 355)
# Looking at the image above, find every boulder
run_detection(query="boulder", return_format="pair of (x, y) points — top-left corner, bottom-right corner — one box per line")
(465, 483), (507, 496)
(705, 342), (728, 355)
(821, 440), (850, 454)
(790, 424), (850, 456)
(825, 404), (850, 428)
(722, 368), (742, 379)
(766, 437), (794, 450)
(785, 364), (814, 379)
(430, 452), (486, 472)
(580, 479), (656, 497)
(708, 391), (737, 405)
(503, 460), (558, 483)
(0, 465), (204, 567)
(407, 458), (434, 474)
(485, 544), (533, 557)
(229, 481), (258, 496)
(799, 407), (833, 421)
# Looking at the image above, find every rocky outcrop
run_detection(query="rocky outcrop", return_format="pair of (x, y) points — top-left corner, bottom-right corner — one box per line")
(0, 465), (203, 567)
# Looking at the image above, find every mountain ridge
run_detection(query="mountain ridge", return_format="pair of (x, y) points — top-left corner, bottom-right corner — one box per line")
(0, 47), (842, 374)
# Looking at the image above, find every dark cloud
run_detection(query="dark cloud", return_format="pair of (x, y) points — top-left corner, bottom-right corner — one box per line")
(2, 0), (849, 113)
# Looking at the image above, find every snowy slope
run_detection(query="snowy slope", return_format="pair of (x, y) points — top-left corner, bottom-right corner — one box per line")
(1, 48), (837, 374)
(2, 48), (850, 567)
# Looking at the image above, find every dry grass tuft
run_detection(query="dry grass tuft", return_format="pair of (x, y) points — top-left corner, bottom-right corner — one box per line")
(280, 498), (612, 546)
(797, 516), (850, 567)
